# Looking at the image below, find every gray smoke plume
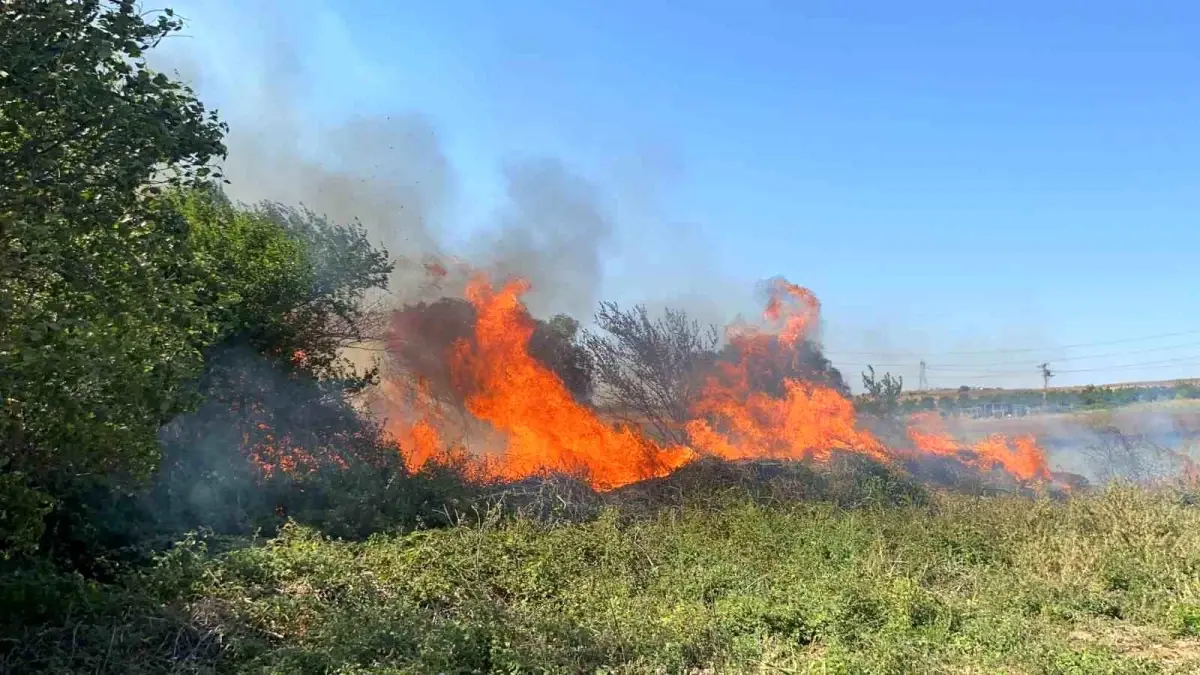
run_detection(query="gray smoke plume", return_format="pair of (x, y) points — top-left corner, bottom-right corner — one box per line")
(219, 112), (454, 303)
(153, 3), (618, 321)
(472, 158), (616, 319)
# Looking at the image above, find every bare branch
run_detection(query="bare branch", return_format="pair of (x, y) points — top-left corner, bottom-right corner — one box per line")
(583, 302), (719, 444)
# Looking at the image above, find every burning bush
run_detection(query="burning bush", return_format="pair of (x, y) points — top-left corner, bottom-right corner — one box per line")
(374, 269), (1057, 494)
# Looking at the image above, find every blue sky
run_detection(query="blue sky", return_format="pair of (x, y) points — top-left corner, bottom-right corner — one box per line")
(163, 1), (1200, 390)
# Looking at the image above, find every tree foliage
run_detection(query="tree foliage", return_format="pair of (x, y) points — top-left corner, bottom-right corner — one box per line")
(27, 185), (403, 570)
(1, 0), (226, 554)
(0, 2), (404, 562)
(149, 190), (394, 539)
(857, 366), (904, 417)
(180, 188), (391, 384)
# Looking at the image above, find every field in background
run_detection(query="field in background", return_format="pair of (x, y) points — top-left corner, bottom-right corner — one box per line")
(938, 399), (1200, 475)
(957, 399), (1200, 435)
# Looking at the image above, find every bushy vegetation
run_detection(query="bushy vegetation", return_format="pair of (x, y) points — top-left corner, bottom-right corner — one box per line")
(583, 300), (852, 443)
(6, 484), (1200, 674)
(2, 0), (227, 555)
(0, 1), (466, 573)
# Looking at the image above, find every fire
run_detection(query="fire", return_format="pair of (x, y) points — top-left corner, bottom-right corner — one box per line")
(448, 275), (694, 489)
(761, 278), (821, 346)
(380, 375), (453, 473)
(375, 267), (1054, 490)
(685, 279), (887, 463)
(686, 380), (888, 462)
(905, 412), (1050, 481)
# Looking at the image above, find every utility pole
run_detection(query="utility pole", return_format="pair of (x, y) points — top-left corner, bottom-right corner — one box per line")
(1039, 362), (1054, 406)
(918, 360), (928, 391)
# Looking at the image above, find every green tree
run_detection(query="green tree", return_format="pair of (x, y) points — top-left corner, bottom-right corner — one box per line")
(857, 365), (903, 417)
(165, 189), (395, 534)
(180, 189), (391, 383)
(1079, 384), (1113, 409)
(37, 187), (399, 566)
(1, 1), (226, 554)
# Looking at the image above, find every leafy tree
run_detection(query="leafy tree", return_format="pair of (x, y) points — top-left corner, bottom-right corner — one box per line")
(150, 190), (394, 533)
(1, 1), (226, 554)
(956, 387), (973, 407)
(181, 189), (391, 383)
(1079, 385), (1105, 408)
(37, 187), (400, 568)
(857, 366), (903, 417)
(1174, 383), (1200, 400)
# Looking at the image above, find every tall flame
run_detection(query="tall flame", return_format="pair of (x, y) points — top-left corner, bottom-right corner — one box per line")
(448, 275), (694, 489)
(376, 269), (1053, 490)
(380, 375), (450, 473)
(685, 279), (887, 462)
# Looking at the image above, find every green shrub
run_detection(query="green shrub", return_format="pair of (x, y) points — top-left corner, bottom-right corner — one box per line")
(11, 488), (1195, 672)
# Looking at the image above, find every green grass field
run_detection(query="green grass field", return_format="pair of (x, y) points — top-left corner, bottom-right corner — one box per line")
(6, 475), (1200, 674)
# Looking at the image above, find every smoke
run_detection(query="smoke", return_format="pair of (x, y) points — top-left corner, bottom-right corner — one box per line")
(220, 112), (619, 318)
(152, 2), (621, 321)
(221, 112), (455, 301)
(473, 158), (616, 318)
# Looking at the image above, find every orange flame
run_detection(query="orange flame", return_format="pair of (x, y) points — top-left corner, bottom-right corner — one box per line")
(376, 268), (1054, 490)
(761, 278), (821, 347)
(447, 275), (694, 489)
(381, 375), (453, 473)
(686, 379), (887, 462)
(684, 277), (887, 463)
(905, 412), (1050, 481)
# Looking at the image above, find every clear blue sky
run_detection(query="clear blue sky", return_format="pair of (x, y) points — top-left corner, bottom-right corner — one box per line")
(165, 0), (1200, 390)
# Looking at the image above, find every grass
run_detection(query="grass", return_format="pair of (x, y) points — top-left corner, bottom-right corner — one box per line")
(5, 474), (1200, 673)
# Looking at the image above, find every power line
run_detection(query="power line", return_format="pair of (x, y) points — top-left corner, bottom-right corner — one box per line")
(1058, 356), (1200, 374)
(837, 342), (1200, 371)
(823, 328), (1200, 358)
(932, 356), (1200, 380)
(919, 340), (1200, 369)
(835, 343), (1200, 372)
